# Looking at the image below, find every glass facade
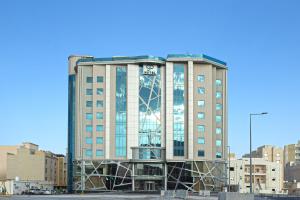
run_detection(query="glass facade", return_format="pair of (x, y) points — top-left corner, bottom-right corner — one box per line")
(115, 67), (127, 157)
(216, 115), (222, 123)
(216, 92), (222, 99)
(139, 65), (161, 159)
(85, 149), (92, 157)
(197, 75), (205, 82)
(96, 112), (103, 119)
(216, 103), (222, 110)
(216, 140), (222, 146)
(86, 137), (92, 144)
(216, 79), (222, 86)
(96, 149), (104, 156)
(96, 125), (104, 132)
(173, 64), (185, 156)
(216, 127), (222, 134)
(86, 125), (92, 132)
(197, 125), (205, 132)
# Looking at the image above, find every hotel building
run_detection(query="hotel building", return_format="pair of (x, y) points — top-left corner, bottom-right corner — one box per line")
(67, 54), (228, 192)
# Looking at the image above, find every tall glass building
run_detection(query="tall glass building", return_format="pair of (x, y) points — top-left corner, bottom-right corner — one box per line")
(68, 54), (228, 192)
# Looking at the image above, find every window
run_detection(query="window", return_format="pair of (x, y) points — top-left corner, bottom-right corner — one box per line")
(86, 101), (93, 108)
(272, 168), (276, 171)
(216, 79), (222, 86)
(85, 149), (92, 157)
(272, 178), (276, 181)
(86, 89), (93, 95)
(216, 140), (222, 146)
(96, 112), (103, 119)
(216, 115), (222, 123)
(198, 150), (205, 157)
(216, 128), (222, 134)
(230, 167), (235, 171)
(86, 125), (93, 132)
(96, 137), (103, 144)
(86, 113), (93, 120)
(96, 149), (104, 156)
(86, 77), (93, 83)
(85, 137), (92, 144)
(197, 75), (205, 82)
(216, 152), (222, 158)
(216, 92), (222, 99)
(197, 112), (205, 119)
(197, 100), (205, 107)
(96, 100), (103, 108)
(216, 104), (222, 110)
(198, 137), (205, 144)
(97, 76), (104, 83)
(96, 125), (104, 132)
(197, 125), (205, 132)
(198, 87), (205, 94)
(97, 88), (103, 95)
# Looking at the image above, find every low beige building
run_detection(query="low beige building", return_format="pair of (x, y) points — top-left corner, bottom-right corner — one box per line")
(0, 142), (66, 188)
(284, 140), (300, 164)
(229, 158), (284, 194)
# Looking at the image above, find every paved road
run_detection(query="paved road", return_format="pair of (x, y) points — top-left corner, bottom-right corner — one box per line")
(0, 194), (218, 200)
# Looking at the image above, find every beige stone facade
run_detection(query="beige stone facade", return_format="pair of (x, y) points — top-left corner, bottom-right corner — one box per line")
(0, 142), (66, 187)
(229, 158), (284, 194)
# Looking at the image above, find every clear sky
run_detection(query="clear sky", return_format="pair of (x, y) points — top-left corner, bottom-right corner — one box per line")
(1, 0), (300, 156)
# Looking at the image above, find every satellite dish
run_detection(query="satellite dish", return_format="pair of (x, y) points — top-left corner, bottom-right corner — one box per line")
(15, 176), (20, 181)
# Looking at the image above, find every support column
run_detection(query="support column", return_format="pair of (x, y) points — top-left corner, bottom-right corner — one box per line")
(164, 163), (168, 191)
(132, 163), (135, 191)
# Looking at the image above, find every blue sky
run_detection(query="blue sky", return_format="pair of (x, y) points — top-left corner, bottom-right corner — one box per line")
(0, 0), (299, 156)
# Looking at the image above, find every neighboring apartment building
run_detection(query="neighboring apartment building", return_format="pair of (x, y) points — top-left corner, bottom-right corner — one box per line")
(0, 142), (66, 188)
(68, 54), (228, 192)
(284, 140), (300, 165)
(55, 154), (67, 188)
(229, 158), (283, 194)
(243, 145), (284, 164)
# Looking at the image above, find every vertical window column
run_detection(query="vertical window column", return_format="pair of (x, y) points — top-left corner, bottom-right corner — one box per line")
(173, 64), (185, 156)
(115, 67), (127, 157)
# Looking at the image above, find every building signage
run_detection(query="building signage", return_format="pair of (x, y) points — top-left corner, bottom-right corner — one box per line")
(143, 65), (157, 75)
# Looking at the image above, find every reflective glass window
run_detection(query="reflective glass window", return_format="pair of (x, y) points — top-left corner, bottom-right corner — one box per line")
(216, 140), (222, 146)
(86, 77), (93, 83)
(216, 152), (222, 158)
(198, 87), (205, 94)
(197, 75), (205, 82)
(139, 65), (162, 159)
(85, 137), (92, 144)
(96, 100), (103, 108)
(216, 104), (222, 110)
(197, 125), (205, 132)
(96, 149), (104, 156)
(97, 76), (103, 83)
(86, 113), (93, 120)
(198, 137), (205, 144)
(216, 115), (222, 123)
(197, 112), (205, 119)
(96, 137), (103, 144)
(96, 112), (103, 119)
(86, 101), (93, 108)
(97, 88), (103, 95)
(85, 149), (92, 157)
(86, 89), (93, 95)
(86, 125), (92, 132)
(216, 92), (222, 99)
(198, 150), (205, 157)
(216, 79), (222, 86)
(197, 100), (205, 107)
(115, 67), (127, 157)
(173, 64), (185, 156)
(96, 125), (104, 132)
(216, 128), (222, 134)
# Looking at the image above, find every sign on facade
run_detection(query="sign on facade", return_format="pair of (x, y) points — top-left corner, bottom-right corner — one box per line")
(143, 65), (157, 75)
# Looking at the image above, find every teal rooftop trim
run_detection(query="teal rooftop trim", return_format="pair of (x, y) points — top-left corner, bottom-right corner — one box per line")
(167, 54), (226, 66)
(77, 55), (165, 64)
(76, 54), (226, 66)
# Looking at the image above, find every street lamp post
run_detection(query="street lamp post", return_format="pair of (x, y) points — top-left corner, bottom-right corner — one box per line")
(249, 112), (268, 194)
(227, 145), (231, 192)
